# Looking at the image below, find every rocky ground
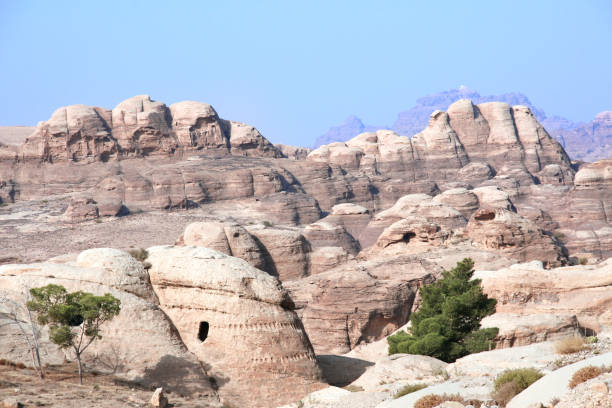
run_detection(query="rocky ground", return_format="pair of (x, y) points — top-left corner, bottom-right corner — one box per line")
(1, 95), (612, 408)
(0, 362), (205, 408)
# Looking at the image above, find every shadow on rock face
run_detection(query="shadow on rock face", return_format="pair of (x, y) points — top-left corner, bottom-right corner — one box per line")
(135, 354), (225, 397)
(316, 355), (375, 386)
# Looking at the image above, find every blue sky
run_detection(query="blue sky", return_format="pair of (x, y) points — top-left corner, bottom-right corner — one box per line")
(1, 0), (611, 146)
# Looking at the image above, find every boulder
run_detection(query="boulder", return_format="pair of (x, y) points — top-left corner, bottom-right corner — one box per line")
(474, 259), (612, 335)
(149, 388), (168, 408)
(177, 222), (269, 272)
(146, 245), (324, 408)
(432, 188), (479, 218)
(374, 217), (448, 249)
(349, 354), (448, 392)
(466, 208), (566, 267)
(285, 256), (439, 354)
(62, 197), (99, 222)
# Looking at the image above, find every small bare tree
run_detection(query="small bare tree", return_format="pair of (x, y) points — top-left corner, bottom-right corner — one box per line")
(0, 291), (45, 378)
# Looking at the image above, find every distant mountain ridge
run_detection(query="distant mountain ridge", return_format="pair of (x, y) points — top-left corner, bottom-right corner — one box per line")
(314, 87), (611, 162)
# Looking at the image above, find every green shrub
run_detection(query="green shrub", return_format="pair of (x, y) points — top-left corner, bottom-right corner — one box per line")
(387, 258), (498, 362)
(579, 257), (588, 265)
(493, 368), (543, 400)
(128, 248), (149, 262)
(394, 383), (428, 399)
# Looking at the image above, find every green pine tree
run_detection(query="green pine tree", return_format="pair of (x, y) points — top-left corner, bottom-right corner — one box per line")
(387, 258), (498, 362)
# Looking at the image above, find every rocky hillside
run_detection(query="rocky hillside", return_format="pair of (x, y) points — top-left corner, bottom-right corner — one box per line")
(315, 87), (611, 162)
(1, 95), (612, 407)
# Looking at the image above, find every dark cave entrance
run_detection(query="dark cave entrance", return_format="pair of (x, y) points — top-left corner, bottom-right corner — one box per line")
(198, 321), (209, 342)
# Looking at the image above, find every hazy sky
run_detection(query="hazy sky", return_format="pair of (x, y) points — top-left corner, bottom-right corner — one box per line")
(1, 0), (611, 146)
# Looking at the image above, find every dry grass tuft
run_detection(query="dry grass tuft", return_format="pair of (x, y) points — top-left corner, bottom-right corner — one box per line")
(414, 393), (465, 408)
(568, 365), (605, 388)
(394, 383), (428, 399)
(492, 381), (521, 406)
(554, 335), (588, 354)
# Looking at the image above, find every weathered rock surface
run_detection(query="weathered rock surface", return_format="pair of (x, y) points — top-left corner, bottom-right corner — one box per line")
(481, 313), (581, 348)
(13, 95), (281, 163)
(349, 354), (447, 392)
(2, 95), (610, 260)
(285, 256), (439, 354)
(277, 144), (312, 160)
(507, 352), (612, 408)
(176, 221), (269, 272)
(466, 208), (566, 267)
(0, 249), (219, 401)
(475, 259), (612, 335)
(146, 245), (324, 408)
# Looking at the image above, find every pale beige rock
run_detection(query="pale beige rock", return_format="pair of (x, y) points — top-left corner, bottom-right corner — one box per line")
(309, 246), (351, 275)
(62, 197), (99, 222)
(177, 222), (268, 272)
(466, 208), (565, 266)
(481, 313), (581, 348)
(471, 186), (514, 210)
(332, 203), (369, 215)
(0, 257), (218, 399)
(150, 387), (168, 408)
(146, 245), (323, 408)
(350, 354), (448, 392)
(475, 259), (612, 335)
(276, 144), (312, 160)
(375, 217), (448, 249)
(285, 256), (439, 354)
(432, 188), (479, 218)
(574, 160), (612, 187)
(247, 225), (311, 280)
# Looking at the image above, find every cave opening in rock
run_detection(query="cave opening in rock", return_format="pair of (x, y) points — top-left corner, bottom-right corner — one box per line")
(402, 232), (416, 243)
(475, 211), (496, 221)
(198, 321), (209, 342)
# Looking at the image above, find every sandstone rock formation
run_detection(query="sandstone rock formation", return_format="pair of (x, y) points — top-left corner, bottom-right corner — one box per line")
(12, 95), (282, 164)
(475, 259), (612, 336)
(0, 249), (219, 402)
(466, 208), (566, 267)
(285, 256), (440, 354)
(309, 100), (573, 185)
(277, 144), (313, 160)
(176, 221), (269, 272)
(317, 87), (612, 162)
(1, 95), (611, 267)
(146, 245), (324, 408)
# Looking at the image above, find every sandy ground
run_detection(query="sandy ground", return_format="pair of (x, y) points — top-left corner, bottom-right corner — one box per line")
(0, 196), (270, 265)
(0, 362), (215, 407)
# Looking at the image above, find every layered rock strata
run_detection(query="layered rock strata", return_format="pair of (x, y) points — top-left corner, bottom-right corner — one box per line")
(5, 95), (281, 163)
(146, 245), (323, 408)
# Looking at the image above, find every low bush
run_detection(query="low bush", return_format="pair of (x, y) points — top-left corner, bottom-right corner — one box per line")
(554, 336), (587, 354)
(414, 393), (465, 408)
(343, 385), (363, 392)
(492, 368), (543, 404)
(394, 383), (428, 399)
(128, 248), (149, 262)
(568, 365), (605, 388)
(492, 381), (521, 406)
